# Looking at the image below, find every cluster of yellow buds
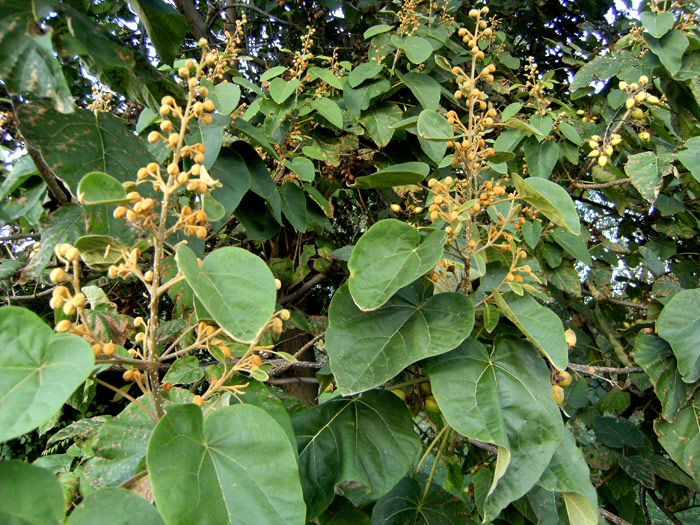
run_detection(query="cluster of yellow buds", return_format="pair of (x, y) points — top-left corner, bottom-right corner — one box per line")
(587, 133), (623, 167)
(575, 109), (598, 123)
(505, 259), (533, 285)
(178, 205), (208, 239)
(621, 75), (660, 110)
(452, 64), (496, 105)
(107, 247), (142, 280)
(292, 26), (316, 78)
(49, 285), (85, 316)
(472, 179), (507, 213)
(114, 191), (155, 227)
(87, 85), (113, 112)
(207, 18), (247, 81)
(91, 341), (116, 358)
(457, 7), (492, 60)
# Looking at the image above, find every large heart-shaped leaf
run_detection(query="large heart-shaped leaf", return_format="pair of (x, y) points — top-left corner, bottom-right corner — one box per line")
(327, 282), (474, 394)
(148, 403), (305, 524)
(492, 290), (568, 370)
(0, 460), (65, 524)
(523, 137), (560, 178)
(350, 162), (430, 189)
(512, 173), (580, 235)
(424, 338), (563, 522)
(641, 11), (675, 38)
(358, 104), (402, 147)
(657, 288), (700, 383)
(536, 428), (598, 525)
(402, 72), (441, 111)
(177, 244), (276, 344)
(129, 0), (187, 66)
(292, 390), (420, 519)
(371, 477), (472, 524)
(0, 306), (94, 443)
(348, 219), (445, 310)
(67, 487), (164, 525)
(631, 332), (696, 422)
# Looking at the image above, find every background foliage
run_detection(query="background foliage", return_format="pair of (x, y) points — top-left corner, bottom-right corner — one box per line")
(2, 0), (700, 523)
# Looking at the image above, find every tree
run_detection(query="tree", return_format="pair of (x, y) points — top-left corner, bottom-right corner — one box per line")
(1, 0), (700, 523)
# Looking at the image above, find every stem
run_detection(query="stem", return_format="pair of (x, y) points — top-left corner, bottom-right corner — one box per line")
(416, 424), (449, 474)
(92, 377), (157, 422)
(420, 427), (452, 505)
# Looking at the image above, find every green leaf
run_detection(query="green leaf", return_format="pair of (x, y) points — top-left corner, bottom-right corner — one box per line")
(0, 460), (65, 524)
(655, 391), (700, 481)
(536, 428), (598, 525)
(176, 245), (276, 344)
(343, 78), (390, 119)
(544, 261), (582, 296)
(645, 30), (689, 76)
(129, 0), (187, 66)
(285, 156), (316, 182)
(513, 173), (580, 235)
(364, 24), (392, 39)
(523, 137), (560, 178)
(231, 119), (280, 160)
(521, 220), (543, 249)
(529, 114), (554, 138)
(186, 113), (230, 169)
(501, 102), (522, 121)
(358, 103), (402, 147)
(551, 228), (592, 266)
(558, 122), (582, 145)
(0, 4), (73, 113)
(261, 66), (287, 82)
(201, 79), (241, 115)
(234, 140), (282, 223)
(292, 390), (420, 519)
(350, 161), (430, 189)
(327, 282), (474, 394)
(402, 72), (441, 111)
(348, 61), (383, 87)
(632, 333), (695, 422)
(657, 288), (700, 383)
(162, 356), (204, 385)
(348, 219), (445, 310)
(401, 36), (433, 64)
(677, 136), (700, 183)
(504, 118), (544, 137)
(417, 110), (452, 163)
(624, 151), (663, 203)
(67, 487), (164, 525)
(74, 235), (148, 271)
(618, 456), (656, 489)
(311, 97), (344, 129)
(21, 204), (86, 280)
(484, 303), (500, 333)
(641, 11), (676, 39)
(570, 55), (620, 91)
(77, 172), (128, 205)
(228, 381), (296, 450)
(0, 306), (94, 443)
(148, 403), (305, 524)
(303, 183), (333, 218)
(424, 338), (563, 522)
(308, 66), (342, 89)
(371, 477), (472, 524)
(280, 181), (308, 232)
(492, 290), (568, 370)
(592, 416), (643, 449)
(15, 101), (156, 194)
(209, 148), (252, 228)
(269, 77), (301, 104)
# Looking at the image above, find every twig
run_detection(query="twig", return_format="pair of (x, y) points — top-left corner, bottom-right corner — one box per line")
(119, 470), (148, 488)
(0, 233), (40, 242)
(599, 507), (632, 525)
(5, 287), (55, 301)
(266, 377), (320, 385)
(219, 2), (304, 32)
(582, 288), (648, 310)
(91, 377), (157, 422)
(571, 177), (631, 190)
(465, 437), (498, 454)
(569, 363), (643, 375)
(293, 333), (324, 359)
(279, 273), (327, 304)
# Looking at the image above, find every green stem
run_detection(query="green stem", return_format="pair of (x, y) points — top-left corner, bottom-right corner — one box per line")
(416, 424), (449, 474)
(420, 427), (452, 505)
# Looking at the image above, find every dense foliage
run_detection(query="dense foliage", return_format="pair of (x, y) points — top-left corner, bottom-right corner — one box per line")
(2, 0), (700, 523)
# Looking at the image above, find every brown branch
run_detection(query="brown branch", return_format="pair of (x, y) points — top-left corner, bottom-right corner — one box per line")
(646, 490), (683, 525)
(0, 233), (40, 242)
(279, 273), (327, 304)
(25, 144), (71, 204)
(5, 287), (55, 301)
(173, 0), (213, 43)
(599, 507), (632, 525)
(582, 288), (648, 310)
(572, 177), (631, 190)
(569, 363), (644, 375)
(269, 333), (325, 377)
(220, 2), (304, 32)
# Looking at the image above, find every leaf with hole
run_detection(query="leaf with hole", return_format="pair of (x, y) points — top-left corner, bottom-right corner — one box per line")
(292, 390), (420, 519)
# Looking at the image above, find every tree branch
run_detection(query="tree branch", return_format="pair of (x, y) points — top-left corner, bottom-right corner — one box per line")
(279, 273), (327, 304)
(599, 507), (632, 525)
(26, 143), (71, 204)
(646, 490), (683, 525)
(572, 177), (631, 190)
(569, 363), (643, 375)
(173, 0), (213, 43)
